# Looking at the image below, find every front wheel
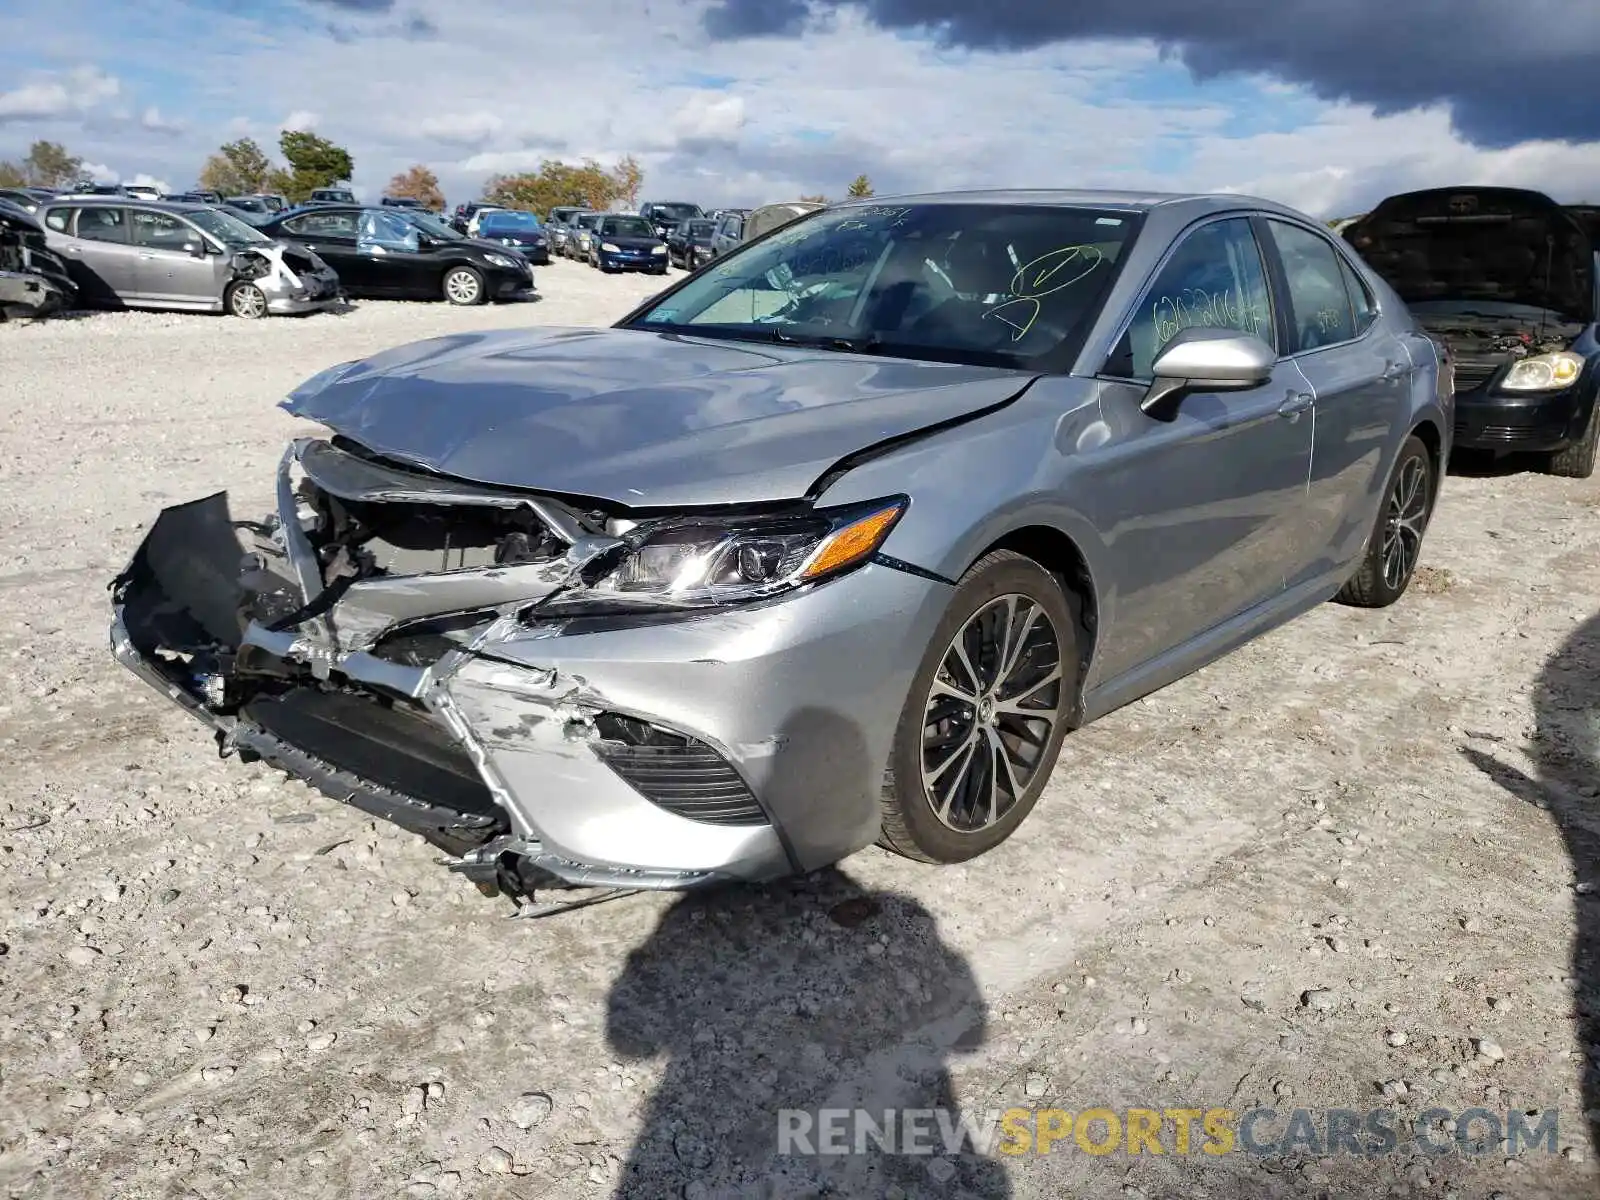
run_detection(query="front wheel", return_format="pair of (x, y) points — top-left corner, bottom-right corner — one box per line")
(1545, 401), (1599, 478)
(226, 281), (267, 319)
(1335, 434), (1434, 607)
(442, 266), (485, 306)
(878, 550), (1077, 864)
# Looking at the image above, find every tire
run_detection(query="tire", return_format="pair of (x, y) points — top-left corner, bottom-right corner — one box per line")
(1545, 401), (1599, 478)
(1335, 434), (1434, 608)
(226, 281), (267, 319)
(878, 550), (1078, 864)
(442, 266), (485, 306)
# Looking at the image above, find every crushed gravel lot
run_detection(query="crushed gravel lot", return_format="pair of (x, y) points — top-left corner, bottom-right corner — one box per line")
(2, 257), (1598, 1199)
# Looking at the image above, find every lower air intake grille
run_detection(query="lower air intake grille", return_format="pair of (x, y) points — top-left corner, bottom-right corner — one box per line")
(592, 713), (768, 827)
(1452, 361), (1500, 392)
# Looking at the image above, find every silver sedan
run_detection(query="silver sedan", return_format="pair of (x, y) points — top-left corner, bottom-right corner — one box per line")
(109, 189), (1450, 899)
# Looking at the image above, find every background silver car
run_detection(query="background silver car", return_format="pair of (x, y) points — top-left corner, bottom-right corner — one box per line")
(39, 197), (340, 317)
(110, 190), (1450, 898)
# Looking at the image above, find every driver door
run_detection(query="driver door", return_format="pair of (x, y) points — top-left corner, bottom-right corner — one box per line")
(1082, 216), (1317, 685)
(357, 210), (428, 295)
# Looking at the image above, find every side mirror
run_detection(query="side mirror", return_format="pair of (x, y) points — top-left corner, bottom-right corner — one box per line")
(187, 242), (208, 259)
(1139, 327), (1275, 416)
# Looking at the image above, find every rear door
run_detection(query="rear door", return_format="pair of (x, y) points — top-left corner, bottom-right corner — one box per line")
(130, 210), (225, 306)
(282, 209), (365, 290)
(1085, 215), (1316, 683)
(1259, 217), (1410, 587)
(63, 207), (142, 302)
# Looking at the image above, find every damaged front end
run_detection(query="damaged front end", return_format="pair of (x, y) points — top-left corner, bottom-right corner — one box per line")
(0, 203), (75, 320)
(228, 242), (343, 316)
(110, 437), (911, 898)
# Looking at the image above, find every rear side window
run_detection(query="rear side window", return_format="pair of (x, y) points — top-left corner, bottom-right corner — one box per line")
(1339, 256), (1378, 335)
(1266, 220), (1357, 351)
(1107, 217), (1275, 379)
(284, 212), (357, 237)
(75, 207), (128, 243)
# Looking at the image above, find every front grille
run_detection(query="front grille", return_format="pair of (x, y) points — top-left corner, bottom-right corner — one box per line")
(1452, 361), (1500, 392)
(1455, 420), (1561, 445)
(242, 687), (505, 830)
(592, 713), (768, 826)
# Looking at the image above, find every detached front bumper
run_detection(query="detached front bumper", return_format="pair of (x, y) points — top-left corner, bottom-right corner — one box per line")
(109, 441), (946, 890)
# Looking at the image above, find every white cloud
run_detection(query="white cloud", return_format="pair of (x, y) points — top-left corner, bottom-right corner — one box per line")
(0, 66), (119, 122)
(126, 170), (170, 193)
(79, 160), (117, 183)
(418, 111), (504, 147)
(2, 0), (1598, 219)
(139, 105), (184, 135)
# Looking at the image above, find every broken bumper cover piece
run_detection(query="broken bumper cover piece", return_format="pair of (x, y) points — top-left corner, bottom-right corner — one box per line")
(108, 440), (948, 890)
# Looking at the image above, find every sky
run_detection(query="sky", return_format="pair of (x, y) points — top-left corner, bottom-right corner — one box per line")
(1, 0), (1598, 217)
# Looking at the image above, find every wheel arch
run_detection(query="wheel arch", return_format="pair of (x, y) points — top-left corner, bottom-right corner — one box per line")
(967, 523), (1100, 724)
(1407, 415), (1446, 513)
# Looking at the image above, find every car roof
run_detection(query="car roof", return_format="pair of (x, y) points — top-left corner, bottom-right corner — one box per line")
(828, 187), (1308, 221)
(47, 196), (210, 215)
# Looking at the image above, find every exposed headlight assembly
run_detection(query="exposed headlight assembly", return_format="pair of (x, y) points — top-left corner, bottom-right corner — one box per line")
(483, 253), (520, 268)
(538, 497), (907, 616)
(1500, 351), (1585, 391)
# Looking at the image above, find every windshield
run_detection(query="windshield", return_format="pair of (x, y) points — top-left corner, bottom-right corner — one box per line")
(482, 211), (540, 230)
(399, 209), (465, 240)
(575, 213), (601, 230)
(651, 203), (702, 223)
(626, 202), (1139, 369)
(685, 219), (716, 238)
(600, 216), (656, 239)
(185, 207), (271, 246)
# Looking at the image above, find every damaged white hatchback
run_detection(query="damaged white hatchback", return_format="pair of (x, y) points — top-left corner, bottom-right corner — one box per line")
(111, 190), (1448, 900)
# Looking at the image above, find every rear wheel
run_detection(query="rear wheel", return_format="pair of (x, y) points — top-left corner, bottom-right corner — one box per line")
(443, 266), (485, 306)
(878, 550), (1077, 864)
(1545, 402), (1600, 478)
(1335, 434), (1433, 607)
(226, 281), (267, 319)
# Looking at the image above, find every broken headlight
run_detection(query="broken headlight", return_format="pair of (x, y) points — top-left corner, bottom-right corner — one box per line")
(540, 497), (906, 614)
(1500, 351), (1584, 391)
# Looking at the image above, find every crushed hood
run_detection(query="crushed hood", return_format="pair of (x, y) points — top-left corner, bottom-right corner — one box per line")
(281, 326), (1034, 509)
(1344, 187), (1594, 321)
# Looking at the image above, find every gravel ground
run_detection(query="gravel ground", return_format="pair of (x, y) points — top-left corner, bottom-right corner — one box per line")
(1, 257), (1598, 1199)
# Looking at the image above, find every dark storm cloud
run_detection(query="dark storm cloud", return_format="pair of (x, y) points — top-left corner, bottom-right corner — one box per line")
(700, 0), (1600, 148)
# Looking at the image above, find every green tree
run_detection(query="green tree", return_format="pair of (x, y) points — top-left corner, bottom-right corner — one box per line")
(22, 140), (82, 188)
(263, 166), (295, 197)
(278, 130), (354, 203)
(610, 154), (644, 209)
(0, 160), (25, 188)
(197, 153), (244, 196)
(846, 174), (874, 198)
(219, 138), (272, 192)
(387, 163), (445, 210)
(484, 158), (625, 215)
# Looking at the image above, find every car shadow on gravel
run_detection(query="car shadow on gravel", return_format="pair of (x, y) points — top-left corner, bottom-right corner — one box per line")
(1463, 608), (1600, 1154)
(1446, 448), (1552, 478)
(602, 710), (1009, 1199)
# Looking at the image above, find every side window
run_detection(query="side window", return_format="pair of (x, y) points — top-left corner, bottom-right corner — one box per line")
(286, 212), (356, 238)
(130, 211), (198, 251)
(75, 207), (128, 243)
(1107, 217), (1274, 379)
(43, 207), (74, 233)
(358, 210), (419, 252)
(1266, 220), (1357, 352)
(1339, 255), (1378, 335)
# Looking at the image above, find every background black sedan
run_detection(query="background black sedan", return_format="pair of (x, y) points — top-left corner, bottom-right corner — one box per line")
(587, 214), (668, 274)
(664, 217), (717, 270)
(257, 205), (533, 305)
(474, 209), (550, 264)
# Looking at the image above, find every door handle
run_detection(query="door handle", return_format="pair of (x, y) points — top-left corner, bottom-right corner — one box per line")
(1278, 391), (1314, 418)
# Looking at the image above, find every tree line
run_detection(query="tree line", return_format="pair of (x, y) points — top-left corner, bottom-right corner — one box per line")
(1, 133), (878, 215)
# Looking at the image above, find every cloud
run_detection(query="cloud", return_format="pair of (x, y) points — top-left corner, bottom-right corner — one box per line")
(419, 111), (504, 147)
(126, 170), (171, 193)
(699, 0), (1600, 148)
(281, 110), (319, 132)
(671, 93), (745, 146)
(139, 105), (184, 135)
(305, 0), (395, 10)
(0, 66), (119, 123)
(79, 159), (117, 183)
